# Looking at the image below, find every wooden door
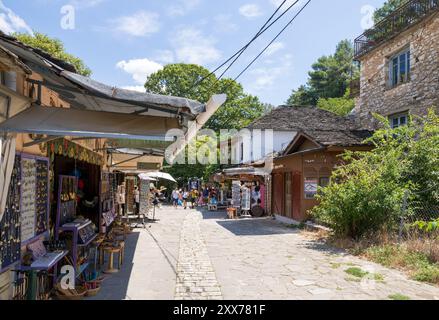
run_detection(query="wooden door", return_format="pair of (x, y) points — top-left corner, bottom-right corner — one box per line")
(284, 172), (292, 218)
(292, 171), (302, 220)
(272, 173), (284, 216)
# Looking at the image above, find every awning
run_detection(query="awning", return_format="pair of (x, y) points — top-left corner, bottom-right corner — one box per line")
(0, 32), (226, 145)
(109, 149), (163, 172)
(223, 166), (271, 177)
(0, 104), (181, 140)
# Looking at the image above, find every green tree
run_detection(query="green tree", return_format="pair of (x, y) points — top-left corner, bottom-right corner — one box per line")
(312, 110), (439, 239)
(286, 40), (359, 108)
(317, 89), (355, 116)
(145, 63), (266, 131)
(14, 32), (92, 76)
(374, 0), (408, 23)
(285, 85), (317, 106)
(145, 63), (266, 182)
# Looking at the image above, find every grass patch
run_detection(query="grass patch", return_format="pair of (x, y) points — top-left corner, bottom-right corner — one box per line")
(365, 244), (439, 285)
(330, 263), (341, 269)
(344, 267), (385, 282)
(388, 293), (410, 300)
(345, 267), (368, 278)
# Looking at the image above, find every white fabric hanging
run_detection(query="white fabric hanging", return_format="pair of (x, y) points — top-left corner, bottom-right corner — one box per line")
(0, 135), (16, 222)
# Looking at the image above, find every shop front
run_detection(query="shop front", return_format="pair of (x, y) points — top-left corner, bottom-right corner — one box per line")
(272, 130), (373, 223)
(213, 166), (270, 218)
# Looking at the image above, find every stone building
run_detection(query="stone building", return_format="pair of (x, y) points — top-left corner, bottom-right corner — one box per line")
(354, 0), (439, 129)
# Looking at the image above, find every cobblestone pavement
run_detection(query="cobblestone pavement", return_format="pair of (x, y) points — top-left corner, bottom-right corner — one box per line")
(89, 207), (187, 300)
(92, 206), (439, 300)
(175, 211), (223, 300)
(200, 210), (439, 300)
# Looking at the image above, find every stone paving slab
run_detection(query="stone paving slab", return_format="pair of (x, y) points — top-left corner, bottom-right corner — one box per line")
(90, 206), (439, 300)
(199, 209), (439, 300)
(175, 211), (223, 300)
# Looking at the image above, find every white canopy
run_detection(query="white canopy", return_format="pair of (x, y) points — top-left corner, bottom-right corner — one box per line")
(137, 173), (158, 181)
(139, 171), (177, 183)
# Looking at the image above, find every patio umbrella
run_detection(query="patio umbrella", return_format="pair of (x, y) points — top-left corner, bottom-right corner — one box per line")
(142, 172), (177, 183)
(137, 173), (158, 181)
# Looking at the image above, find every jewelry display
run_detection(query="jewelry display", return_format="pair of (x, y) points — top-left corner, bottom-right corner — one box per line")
(0, 155), (21, 271)
(21, 157), (37, 242)
(35, 159), (49, 235)
(100, 173), (116, 228)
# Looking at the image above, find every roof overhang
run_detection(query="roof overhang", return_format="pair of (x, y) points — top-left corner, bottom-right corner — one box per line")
(0, 104), (181, 140)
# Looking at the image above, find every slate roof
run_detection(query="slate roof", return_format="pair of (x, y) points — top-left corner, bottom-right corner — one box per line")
(247, 105), (357, 131)
(304, 129), (373, 147)
(246, 106), (374, 154)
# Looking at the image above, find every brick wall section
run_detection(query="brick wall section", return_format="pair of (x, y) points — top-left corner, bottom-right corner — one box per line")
(357, 12), (439, 130)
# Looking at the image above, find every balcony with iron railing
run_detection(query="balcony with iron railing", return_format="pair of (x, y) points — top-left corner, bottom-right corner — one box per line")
(354, 0), (439, 59)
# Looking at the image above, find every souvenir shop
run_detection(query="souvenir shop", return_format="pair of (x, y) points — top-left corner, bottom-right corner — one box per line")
(212, 167), (269, 218)
(0, 137), (135, 300)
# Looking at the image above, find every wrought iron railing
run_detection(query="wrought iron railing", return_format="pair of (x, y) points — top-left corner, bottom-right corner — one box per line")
(354, 0), (439, 59)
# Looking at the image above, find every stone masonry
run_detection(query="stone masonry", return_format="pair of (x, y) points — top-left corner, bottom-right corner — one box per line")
(175, 211), (223, 300)
(356, 11), (439, 130)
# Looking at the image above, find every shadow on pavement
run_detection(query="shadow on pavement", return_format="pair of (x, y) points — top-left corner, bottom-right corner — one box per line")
(88, 231), (140, 300)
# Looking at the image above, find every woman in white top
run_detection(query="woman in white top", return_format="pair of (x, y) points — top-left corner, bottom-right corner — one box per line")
(134, 186), (140, 216)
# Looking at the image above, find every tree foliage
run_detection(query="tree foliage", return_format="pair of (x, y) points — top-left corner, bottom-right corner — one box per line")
(317, 89), (355, 116)
(312, 110), (439, 239)
(286, 40), (358, 111)
(14, 32), (92, 77)
(145, 63), (267, 183)
(374, 0), (408, 23)
(144, 63), (265, 131)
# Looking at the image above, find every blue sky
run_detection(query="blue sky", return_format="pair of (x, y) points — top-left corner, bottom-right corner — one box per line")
(1, 0), (386, 105)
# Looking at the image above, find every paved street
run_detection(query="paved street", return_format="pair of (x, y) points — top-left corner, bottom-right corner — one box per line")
(92, 206), (439, 300)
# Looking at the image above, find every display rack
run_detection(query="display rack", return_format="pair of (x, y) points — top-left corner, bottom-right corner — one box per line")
(125, 176), (136, 215)
(55, 175), (97, 278)
(0, 154), (21, 273)
(20, 153), (50, 245)
(99, 172), (116, 232)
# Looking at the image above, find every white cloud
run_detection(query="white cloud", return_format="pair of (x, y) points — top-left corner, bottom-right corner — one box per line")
(0, 1), (33, 34)
(111, 11), (160, 37)
(154, 50), (175, 64)
(116, 58), (163, 84)
(171, 27), (221, 65)
(168, 0), (201, 17)
(247, 54), (293, 91)
(120, 85), (146, 93)
(239, 4), (263, 19)
(213, 14), (238, 33)
(264, 42), (285, 56)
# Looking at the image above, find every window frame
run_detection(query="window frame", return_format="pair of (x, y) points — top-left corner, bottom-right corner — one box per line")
(388, 48), (411, 88)
(389, 112), (409, 129)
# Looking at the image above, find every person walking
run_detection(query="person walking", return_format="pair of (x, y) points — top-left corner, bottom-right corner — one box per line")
(134, 186), (140, 216)
(190, 188), (198, 209)
(182, 189), (189, 209)
(172, 188), (179, 209)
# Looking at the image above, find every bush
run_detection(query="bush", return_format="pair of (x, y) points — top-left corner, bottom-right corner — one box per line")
(311, 109), (439, 239)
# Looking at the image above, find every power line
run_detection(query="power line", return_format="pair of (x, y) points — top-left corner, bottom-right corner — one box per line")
(215, 0), (298, 82)
(233, 0), (312, 83)
(185, 0), (300, 94)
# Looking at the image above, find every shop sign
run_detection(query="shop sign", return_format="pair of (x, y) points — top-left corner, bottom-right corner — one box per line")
(137, 162), (161, 170)
(304, 178), (318, 199)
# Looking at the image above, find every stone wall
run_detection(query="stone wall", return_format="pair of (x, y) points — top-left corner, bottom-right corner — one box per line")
(357, 12), (439, 129)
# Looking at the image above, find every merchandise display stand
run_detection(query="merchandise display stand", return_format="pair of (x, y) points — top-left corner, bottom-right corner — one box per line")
(99, 172), (116, 234)
(55, 175), (98, 281)
(0, 154), (21, 273)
